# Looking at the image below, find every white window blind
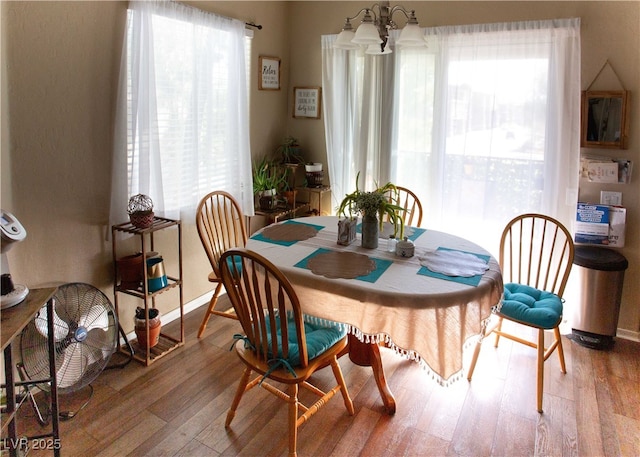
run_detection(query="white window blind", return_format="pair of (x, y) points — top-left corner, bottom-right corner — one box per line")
(110, 0), (253, 227)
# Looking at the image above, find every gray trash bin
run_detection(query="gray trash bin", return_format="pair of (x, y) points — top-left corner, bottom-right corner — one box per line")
(571, 246), (628, 349)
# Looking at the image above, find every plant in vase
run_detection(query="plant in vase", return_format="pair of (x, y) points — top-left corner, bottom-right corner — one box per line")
(253, 157), (286, 211)
(337, 173), (404, 249)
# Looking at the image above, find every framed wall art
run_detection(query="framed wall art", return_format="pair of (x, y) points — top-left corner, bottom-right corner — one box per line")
(259, 56), (280, 90)
(293, 86), (321, 119)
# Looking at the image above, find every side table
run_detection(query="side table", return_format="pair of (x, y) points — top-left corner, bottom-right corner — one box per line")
(1, 288), (60, 456)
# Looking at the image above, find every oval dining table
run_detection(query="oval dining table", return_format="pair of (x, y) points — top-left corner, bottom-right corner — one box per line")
(246, 216), (504, 414)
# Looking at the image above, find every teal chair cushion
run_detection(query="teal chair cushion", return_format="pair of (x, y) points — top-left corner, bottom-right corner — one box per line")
(500, 283), (563, 329)
(224, 256), (243, 276)
(266, 315), (346, 367)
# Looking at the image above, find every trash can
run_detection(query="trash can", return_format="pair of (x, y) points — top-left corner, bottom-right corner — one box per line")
(571, 246), (628, 349)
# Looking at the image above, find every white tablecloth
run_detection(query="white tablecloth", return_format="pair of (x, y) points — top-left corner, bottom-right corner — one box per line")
(247, 216), (503, 384)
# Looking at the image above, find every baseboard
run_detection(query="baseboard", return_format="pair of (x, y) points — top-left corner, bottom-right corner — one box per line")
(616, 328), (640, 342)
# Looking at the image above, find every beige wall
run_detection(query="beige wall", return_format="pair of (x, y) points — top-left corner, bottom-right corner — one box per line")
(2, 1), (638, 338)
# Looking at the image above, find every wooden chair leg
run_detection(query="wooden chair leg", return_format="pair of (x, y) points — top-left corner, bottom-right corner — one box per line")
(226, 367), (252, 427)
(494, 316), (504, 348)
(288, 384), (299, 457)
(197, 282), (223, 338)
(467, 337), (483, 381)
(554, 327), (567, 374)
(330, 358), (354, 415)
(536, 329), (545, 413)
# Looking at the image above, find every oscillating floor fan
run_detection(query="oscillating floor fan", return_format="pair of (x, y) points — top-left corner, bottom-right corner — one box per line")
(19, 283), (119, 421)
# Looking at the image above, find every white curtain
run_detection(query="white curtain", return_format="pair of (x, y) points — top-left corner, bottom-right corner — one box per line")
(323, 18), (581, 253)
(322, 35), (396, 210)
(110, 0), (253, 228)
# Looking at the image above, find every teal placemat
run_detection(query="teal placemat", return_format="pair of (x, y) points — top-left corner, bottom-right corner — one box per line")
(417, 247), (490, 287)
(251, 220), (325, 246)
(294, 248), (393, 283)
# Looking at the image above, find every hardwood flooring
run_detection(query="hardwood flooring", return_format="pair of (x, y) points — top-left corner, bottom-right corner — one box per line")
(11, 295), (640, 456)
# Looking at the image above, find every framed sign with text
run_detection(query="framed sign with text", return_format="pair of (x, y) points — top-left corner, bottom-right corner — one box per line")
(293, 87), (321, 119)
(259, 56), (280, 90)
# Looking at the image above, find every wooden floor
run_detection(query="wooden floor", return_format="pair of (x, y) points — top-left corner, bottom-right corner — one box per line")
(13, 296), (640, 457)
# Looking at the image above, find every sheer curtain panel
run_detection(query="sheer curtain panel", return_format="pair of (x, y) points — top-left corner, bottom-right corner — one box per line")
(110, 0), (253, 228)
(323, 19), (581, 253)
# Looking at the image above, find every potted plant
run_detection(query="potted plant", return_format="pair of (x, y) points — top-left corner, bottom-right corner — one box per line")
(134, 307), (161, 349)
(253, 157), (286, 211)
(337, 173), (404, 249)
(304, 162), (324, 188)
(276, 136), (304, 164)
(280, 178), (298, 207)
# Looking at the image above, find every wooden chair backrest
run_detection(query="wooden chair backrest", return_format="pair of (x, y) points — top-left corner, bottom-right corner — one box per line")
(386, 186), (423, 228)
(499, 213), (575, 298)
(196, 191), (248, 279)
(220, 248), (309, 368)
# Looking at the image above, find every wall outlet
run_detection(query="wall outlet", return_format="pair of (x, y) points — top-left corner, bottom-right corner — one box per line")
(600, 191), (622, 206)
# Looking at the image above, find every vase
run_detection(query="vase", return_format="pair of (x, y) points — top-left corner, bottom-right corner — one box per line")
(361, 214), (379, 249)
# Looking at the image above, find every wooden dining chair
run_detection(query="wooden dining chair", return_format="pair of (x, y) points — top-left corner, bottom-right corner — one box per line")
(220, 248), (355, 457)
(387, 186), (423, 227)
(195, 190), (247, 338)
(467, 213), (574, 413)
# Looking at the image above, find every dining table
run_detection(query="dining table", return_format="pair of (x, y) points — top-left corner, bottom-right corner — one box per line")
(246, 216), (504, 414)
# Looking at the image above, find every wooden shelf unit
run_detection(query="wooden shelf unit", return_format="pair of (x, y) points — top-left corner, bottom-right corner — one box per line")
(296, 186), (331, 216)
(254, 202), (311, 224)
(111, 217), (184, 366)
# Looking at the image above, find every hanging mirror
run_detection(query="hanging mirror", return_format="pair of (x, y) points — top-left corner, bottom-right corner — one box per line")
(581, 90), (630, 149)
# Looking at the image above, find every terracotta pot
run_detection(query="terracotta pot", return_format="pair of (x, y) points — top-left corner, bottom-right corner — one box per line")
(117, 253), (143, 289)
(283, 190), (297, 207)
(135, 316), (161, 349)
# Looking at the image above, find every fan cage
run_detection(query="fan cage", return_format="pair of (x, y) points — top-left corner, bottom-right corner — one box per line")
(20, 283), (119, 395)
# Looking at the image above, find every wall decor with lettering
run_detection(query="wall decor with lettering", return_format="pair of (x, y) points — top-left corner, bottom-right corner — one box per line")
(293, 87), (322, 119)
(259, 56), (280, 90)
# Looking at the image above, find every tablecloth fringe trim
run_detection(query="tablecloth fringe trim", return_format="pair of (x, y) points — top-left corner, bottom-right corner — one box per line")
(345, 326), (467, 387)
(299, 316), (478, 388)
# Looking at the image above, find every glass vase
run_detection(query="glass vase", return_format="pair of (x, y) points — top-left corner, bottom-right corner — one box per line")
(361, 214), (379, 249)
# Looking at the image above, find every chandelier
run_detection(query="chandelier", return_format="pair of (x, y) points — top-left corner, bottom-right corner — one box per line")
(334, 1), (426, 55)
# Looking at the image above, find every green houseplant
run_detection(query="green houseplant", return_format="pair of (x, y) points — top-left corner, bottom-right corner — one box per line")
(337, 173), (405, 248)
(253, 157), (286, 210)
(275, 136), (304, 164)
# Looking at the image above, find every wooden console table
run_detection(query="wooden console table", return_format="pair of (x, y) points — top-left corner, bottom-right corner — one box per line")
(1, 288), (60, 456)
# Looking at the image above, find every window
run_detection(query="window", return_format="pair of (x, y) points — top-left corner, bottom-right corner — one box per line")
(110, 1), (253, 226)
(323, 19), (581, 251)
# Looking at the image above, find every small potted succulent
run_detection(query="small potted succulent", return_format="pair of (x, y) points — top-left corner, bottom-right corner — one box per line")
(127, 194), (154, 228)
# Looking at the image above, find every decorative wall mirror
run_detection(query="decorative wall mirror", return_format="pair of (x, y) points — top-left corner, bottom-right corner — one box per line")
(581, 90), (630, 149)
